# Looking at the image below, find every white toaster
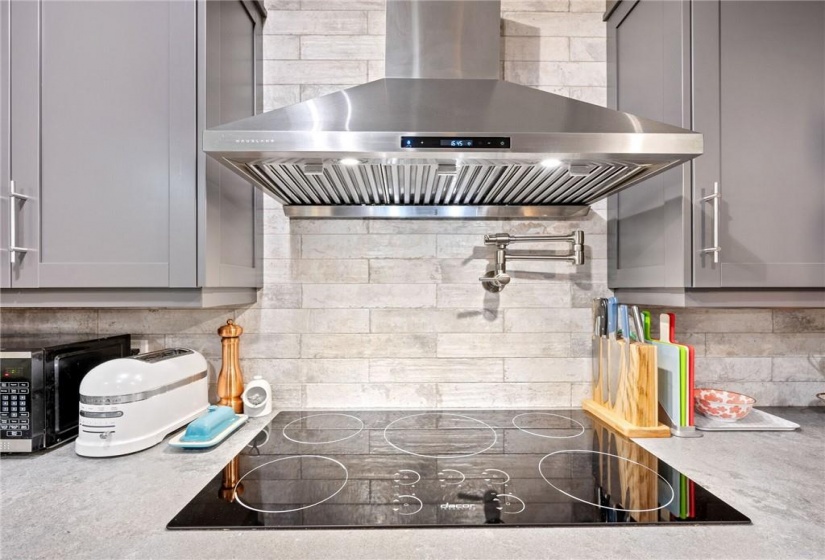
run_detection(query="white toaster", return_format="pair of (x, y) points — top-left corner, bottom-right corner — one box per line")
(75, 348), (209, 457)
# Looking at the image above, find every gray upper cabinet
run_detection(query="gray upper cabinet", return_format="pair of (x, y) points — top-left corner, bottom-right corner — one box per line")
(606, 0), (825, 307)
(0, 0), (265, 307)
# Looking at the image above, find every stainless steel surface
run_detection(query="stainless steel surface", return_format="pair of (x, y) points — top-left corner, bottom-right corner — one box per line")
(386, 0), (499, 79)
(284, 205), (590, 219)
(79, 370), (207, 406)
(701, 181), (721, 264)
(205, 0), (703, 216)
(480, 230), (585, 292)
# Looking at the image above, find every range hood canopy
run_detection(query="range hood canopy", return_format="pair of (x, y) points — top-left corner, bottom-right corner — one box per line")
(205, 0), (702, 219)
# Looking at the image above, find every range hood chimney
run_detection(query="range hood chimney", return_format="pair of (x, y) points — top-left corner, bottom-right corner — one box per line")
(203, 0), (703, 219)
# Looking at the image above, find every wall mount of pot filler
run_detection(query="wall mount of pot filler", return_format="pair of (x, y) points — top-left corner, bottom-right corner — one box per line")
(479, 231), (585, 292)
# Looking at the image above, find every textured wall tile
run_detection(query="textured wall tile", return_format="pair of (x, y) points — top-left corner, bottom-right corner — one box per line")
(264, 0), (300, 9)
(503, 217), (607, 236)
(289, 219), (368, 235)
(502, 1), (569, 11)
(568, 332), (592, 358)
(264, 60), (367, 84)
(302, 359), (370, 383)
(98, 309), (233, 335)
(370, 358), (503, 382)
(303, 284), (436, 309)
(436, 235), (487, 259)
(368, 60), (385, 81)
(303, 234), (436, 259)
(771, 356), (825, 382)
(370, 309), (504, 333)
(505, 61), (606, 86)
(255, 284), (303, 309)
(264, 11), (367, 35)
(569, 0), (606, 12)
(263, 35), (300, 59)
(438, 283), (570, 309)
(570, 282), (612, 308)
(502, 12), (606, 37)
(568, 86), (607, 106)
(264, 259), (369, 284)
(263, 85), (301, 110)
(437, 383), (571, 408)
(504, 357), (591, 382)
(440, 259), (495, 284)
(301, 1), (385, 10)
(672, 309), (773, 334)
(235, 309), (310, 333)
(367, 10), (385, 34)
(300, 84), (358, 101)
(773, 310), (825, 333)
(504, 308), (591, 333)
(263, 209), (291, 234)
(241, 334), (302, 359)
(369, 219), (505, 235)
(1, 310), (98, 335)
(707, 334), (824, 358)
(263, 235), (301, 259)
(302, 334), (436, 358)
(693, 357), (772, 383)
(272, 384), (303, 408)
(301, 35), (384, 60)
(165, 334), (222, 358)
(241, 359), (302, 384)
(502, 37), (569, 61)
(369, 259), (442, 284)
(570, 37), (606, 61)
(437, 333), (570, 358)
(304, 383), (437, 408)
(309, 309), (370, 333)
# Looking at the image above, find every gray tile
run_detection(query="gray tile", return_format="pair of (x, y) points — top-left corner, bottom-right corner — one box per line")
(672, 309), (773, 334)
(263, 259), (369, 284)
(1, 309), (98, 335)
(303, 284), (436, 309)
(301, 334), (437, 358)
(693, 357), (772, 383)
(706, 333), (824, 357)
(302, 234), (436, 259)
(436, 383), (571, 408)
(437, 333), (570, 358)
(773, 310), (825, 333)
(370, 358), (504, 383)
(771, 356), (825, 382)
(504, 308), (591, 333)
(504, 357), (591, 382)
(303, 383), (437, 408)
(438, 283), (571, 309)
(370, 309), (503, 333)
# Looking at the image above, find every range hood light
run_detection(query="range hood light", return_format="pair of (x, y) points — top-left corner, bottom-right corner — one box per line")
(339, 158), (361, 166)
(541, 159), (562, 169)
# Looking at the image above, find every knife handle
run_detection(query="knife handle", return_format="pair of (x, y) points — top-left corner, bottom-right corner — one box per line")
(618, 305), (630, 339)
(606, 297), (618, 334)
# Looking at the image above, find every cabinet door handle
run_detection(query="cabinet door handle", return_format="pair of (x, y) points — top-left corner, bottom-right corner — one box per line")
(700, 181), (721, 264)
(9, 179), (34, 265)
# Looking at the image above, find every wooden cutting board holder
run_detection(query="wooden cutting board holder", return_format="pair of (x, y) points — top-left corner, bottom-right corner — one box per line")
(583, 336), (671, 438)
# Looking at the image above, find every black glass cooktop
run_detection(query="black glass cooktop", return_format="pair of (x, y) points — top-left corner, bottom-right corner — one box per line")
(168, 410), (750, 529)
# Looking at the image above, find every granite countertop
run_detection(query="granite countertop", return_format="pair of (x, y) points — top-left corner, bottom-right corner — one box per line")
(1, 408), (823, 560)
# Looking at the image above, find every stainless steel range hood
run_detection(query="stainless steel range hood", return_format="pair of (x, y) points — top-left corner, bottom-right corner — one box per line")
(204, 0), (702, 219)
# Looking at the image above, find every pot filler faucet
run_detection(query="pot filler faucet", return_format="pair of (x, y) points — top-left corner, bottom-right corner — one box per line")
(479, 231), (585, 292)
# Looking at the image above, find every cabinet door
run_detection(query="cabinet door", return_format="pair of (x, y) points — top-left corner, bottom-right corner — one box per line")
(693, 0), (825, 288)
(607, 0), (692, 289)
(201, 0), (264, 288)
(8, 0), (197, 288)
(0, 0), (9, 288)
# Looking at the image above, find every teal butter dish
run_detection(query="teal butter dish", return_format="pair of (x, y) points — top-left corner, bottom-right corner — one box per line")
(169, 405), (248, 449)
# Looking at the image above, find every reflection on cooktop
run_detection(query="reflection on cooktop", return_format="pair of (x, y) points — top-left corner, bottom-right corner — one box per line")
(167, 409), (751, 530)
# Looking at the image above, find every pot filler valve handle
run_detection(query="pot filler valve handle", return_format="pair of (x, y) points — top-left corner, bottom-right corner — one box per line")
(479, 230), (585, 292)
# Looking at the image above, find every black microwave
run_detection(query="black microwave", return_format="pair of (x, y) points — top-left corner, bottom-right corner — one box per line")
(0, 334), (131, 453)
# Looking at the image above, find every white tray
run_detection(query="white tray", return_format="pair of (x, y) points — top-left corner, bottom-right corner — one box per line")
(695, 408), (800, 431)
(168, 414), (248, 449)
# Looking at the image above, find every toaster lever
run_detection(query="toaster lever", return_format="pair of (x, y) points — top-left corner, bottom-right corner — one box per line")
(99, 431), (114, 440)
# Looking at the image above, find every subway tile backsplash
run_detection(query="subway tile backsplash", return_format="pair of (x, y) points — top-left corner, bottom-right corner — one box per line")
(1, 1), (822, 408)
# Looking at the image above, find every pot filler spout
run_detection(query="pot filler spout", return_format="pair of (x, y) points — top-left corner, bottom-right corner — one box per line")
(203, 0), (703, 219)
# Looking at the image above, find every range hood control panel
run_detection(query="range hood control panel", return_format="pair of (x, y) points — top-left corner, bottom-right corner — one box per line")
(401, 136), (511, 149)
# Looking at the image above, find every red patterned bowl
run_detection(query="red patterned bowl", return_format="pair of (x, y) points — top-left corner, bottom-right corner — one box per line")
(694, 388), (756, 422)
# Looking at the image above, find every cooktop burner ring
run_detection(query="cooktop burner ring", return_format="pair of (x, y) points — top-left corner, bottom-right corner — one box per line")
(383, 412), (498, 459)
(233, 455), (349, 514)
(282, 413), (364, 445)
(539, 450), (675, 513)
(512, 412), (586, 439)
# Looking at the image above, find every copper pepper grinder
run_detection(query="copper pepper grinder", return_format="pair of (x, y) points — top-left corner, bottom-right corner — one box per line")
(217, 319), (244, 413)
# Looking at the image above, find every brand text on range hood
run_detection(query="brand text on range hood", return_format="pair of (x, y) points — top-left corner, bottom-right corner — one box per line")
(204, 0), (703, 219)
